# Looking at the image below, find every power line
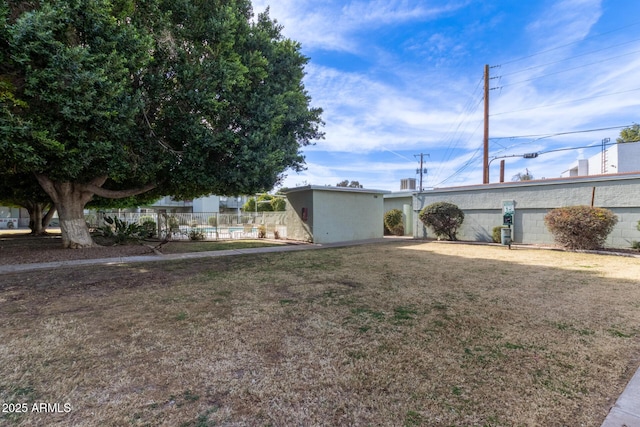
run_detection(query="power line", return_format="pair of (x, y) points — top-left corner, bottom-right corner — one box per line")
(499, 21), (640, 66)
(500, 38), (640, 77)
(430, 75), (485, 184)
(498, 49), (640, 89)
(434, 20), (640, 187)
(538, 141), (616, 155)
(431, 120), (484, 186)
(434, 124), (636, 187)
(489, 124), (635, 141)
(433, 141), (484, 187)
(491, 87), (640, 116)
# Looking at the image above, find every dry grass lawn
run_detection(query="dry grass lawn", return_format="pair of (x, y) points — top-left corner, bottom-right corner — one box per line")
(1, 241), (639, 426)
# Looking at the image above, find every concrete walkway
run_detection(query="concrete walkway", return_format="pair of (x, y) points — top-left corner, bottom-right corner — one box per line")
(0, 238), (409, 275)
(0, 236), (638, 426)
(600, 368), (640, 426)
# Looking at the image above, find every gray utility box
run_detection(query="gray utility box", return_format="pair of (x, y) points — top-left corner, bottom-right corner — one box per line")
(501, 227), (512, 245)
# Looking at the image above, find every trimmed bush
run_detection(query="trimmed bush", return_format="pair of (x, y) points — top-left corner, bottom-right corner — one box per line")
(544, 205), (618, 250)
(419, 202), (464, 241)
(384, 209), (404, 236)
(140, 220), (157, 238)
(492, 226), (503, 243)
(208, 216), (218, 227)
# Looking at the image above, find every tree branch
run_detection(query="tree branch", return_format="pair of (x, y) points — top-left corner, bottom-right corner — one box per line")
(142, 108), (183, 155)
(89, 175), (108, 187)
(43, 203), (56, 227)
(84, 182), (157, 199)
(34, 173), (58, 204)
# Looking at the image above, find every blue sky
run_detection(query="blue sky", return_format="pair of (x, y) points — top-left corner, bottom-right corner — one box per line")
(251, 0), (640, 191)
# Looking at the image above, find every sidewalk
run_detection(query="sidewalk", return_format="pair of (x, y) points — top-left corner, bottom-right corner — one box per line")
(600, 368), (640, 426)
(0, 237), (409, 274)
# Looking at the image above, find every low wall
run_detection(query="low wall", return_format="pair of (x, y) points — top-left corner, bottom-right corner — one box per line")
(413, 174), (640, 248)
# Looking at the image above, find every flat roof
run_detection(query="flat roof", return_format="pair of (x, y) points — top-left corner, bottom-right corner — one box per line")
(423, 172), (640, 193)
(383, 191), (415, 198)
(282, 185), (390, 195)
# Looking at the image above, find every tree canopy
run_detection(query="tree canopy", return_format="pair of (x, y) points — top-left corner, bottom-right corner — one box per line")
(0, 172), (56, 235)
(336, 180), (363, 188)
(0, 0), (323, 247)
(617, 124), (640, 143)
(242, 194), (285, 212)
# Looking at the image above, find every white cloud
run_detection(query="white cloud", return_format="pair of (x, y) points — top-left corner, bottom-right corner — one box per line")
(526, 0), (603, 49)
(252, 0), (469, 53)
(258, 1), (638, 190)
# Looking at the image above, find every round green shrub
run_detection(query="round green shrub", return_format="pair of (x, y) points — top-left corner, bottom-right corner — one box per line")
(384, 209), (404, 236)
(139, 215), (155, 224)
(544, 205), (618, 250)
(418, 202), (464, 241)
(208, 216), (218, 227)
(140, 220), (157, 238)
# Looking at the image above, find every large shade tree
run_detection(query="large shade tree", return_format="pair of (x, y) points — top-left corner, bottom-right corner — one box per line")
(0, 0), (323, 247)
(0, 173), (56, 235)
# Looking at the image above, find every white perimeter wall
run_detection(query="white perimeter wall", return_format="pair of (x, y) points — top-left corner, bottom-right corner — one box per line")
(413, 174), (640, 248)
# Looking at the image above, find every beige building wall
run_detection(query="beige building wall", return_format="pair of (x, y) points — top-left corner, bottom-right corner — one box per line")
(284, 186), (387, 244)
(284, 190), (314, 243)
(414, 174), (640, 248)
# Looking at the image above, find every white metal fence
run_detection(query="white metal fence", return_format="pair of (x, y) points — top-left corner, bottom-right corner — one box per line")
(86, 212), (287, 240)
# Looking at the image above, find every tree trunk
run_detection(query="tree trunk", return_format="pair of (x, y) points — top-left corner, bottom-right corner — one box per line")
(54, 188), (96, 248)
(34, 173), (156, 249)
(34, 177), (97, 248)
(26, 202), (43, 235)
(25, 202), (55, 235)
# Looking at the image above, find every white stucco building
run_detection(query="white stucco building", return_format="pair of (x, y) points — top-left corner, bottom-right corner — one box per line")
(562, 141), (640, 177)
(283, 185), (389, 244)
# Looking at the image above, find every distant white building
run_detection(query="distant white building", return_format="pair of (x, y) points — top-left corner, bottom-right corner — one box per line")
(151, 195), (221, 213)
(149, 195), (251, 213)
(562, 141), (640, 177)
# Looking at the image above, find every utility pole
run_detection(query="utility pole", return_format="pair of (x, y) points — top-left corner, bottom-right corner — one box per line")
(414, 153), (429, 192)
(483, 64), (490, 184)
